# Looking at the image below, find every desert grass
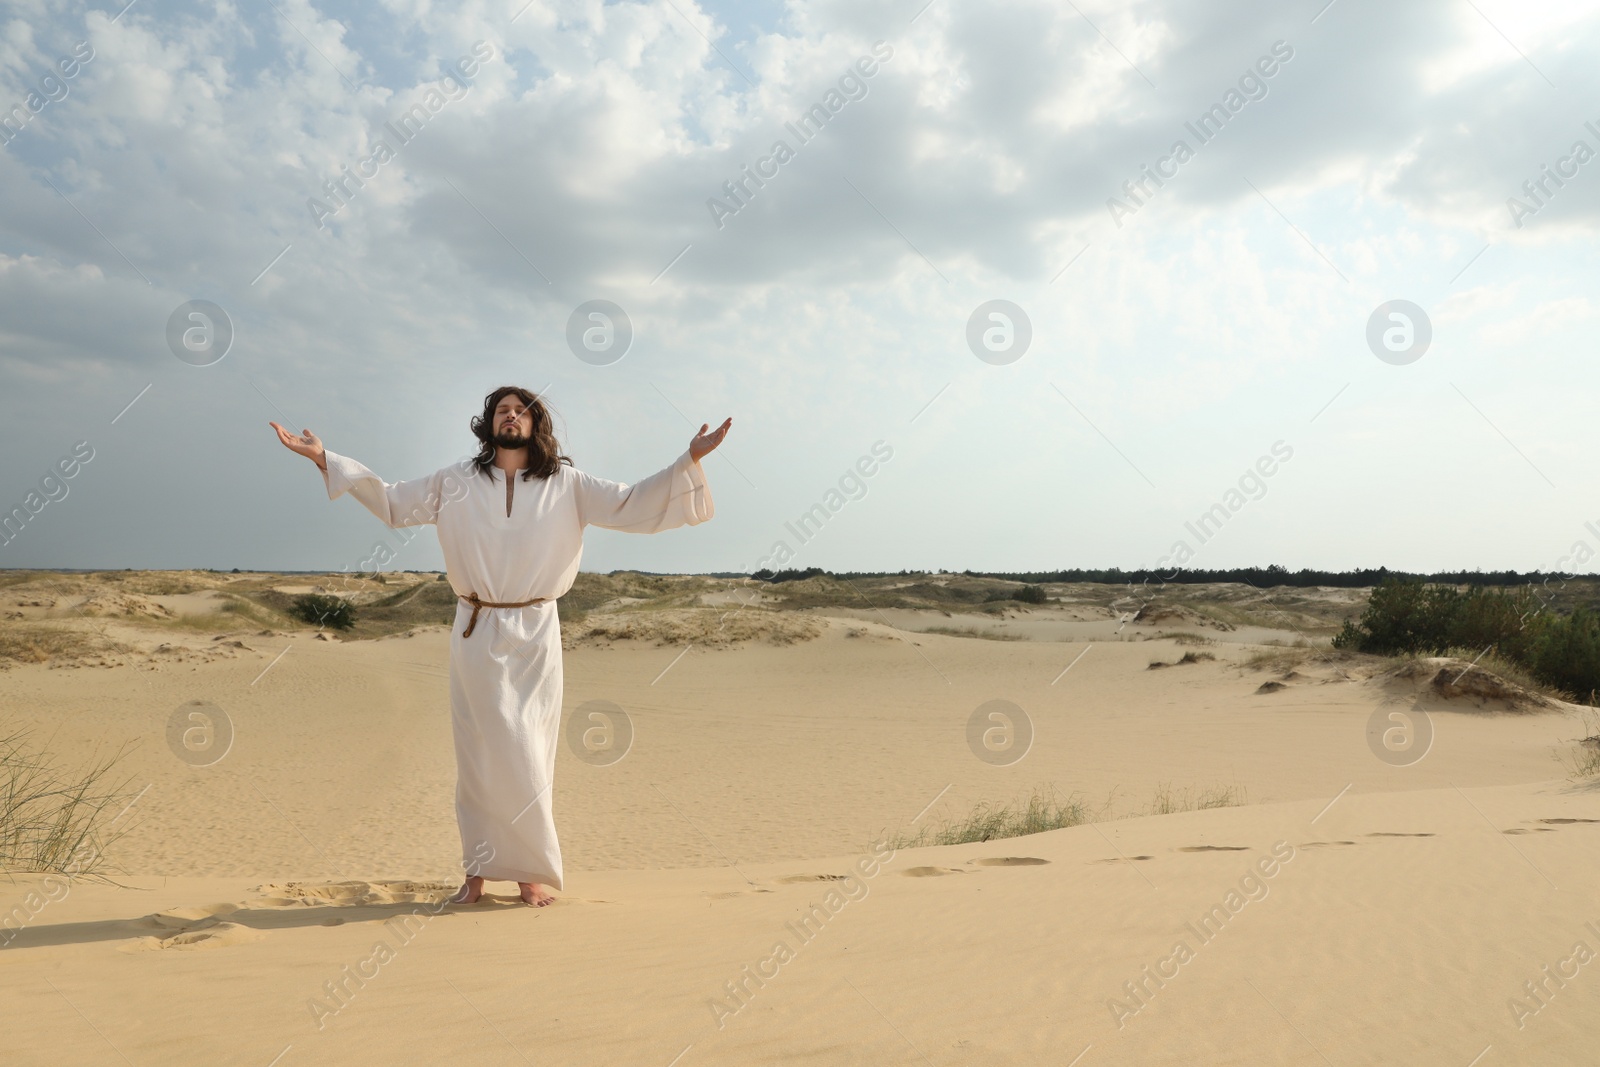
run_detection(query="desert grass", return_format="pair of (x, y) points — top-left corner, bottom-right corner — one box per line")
(886, 781), (1250, 848)
(1566, 743), (1600, 778)
(1244, 643), (1332, 673)
(1150, 651), (1218, 669)
(1159, 631), (1216, 646)
(886, 788), (1094, 848)
(1144, 781), (1246, 815)
(1379, 650), (1574, 708)
(1559, 710), (1600, 779)
(1440, 648), (1569, 701)
(566, 607), (822, 649)
(150, 594), (295, 634)
(921, 625), (1027, 641)
(0, 624), (132, 668)
(1148, 651), (1218, 670)
(0, 725), (139, 878)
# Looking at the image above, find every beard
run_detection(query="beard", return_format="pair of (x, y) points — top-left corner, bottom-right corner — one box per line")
(491, 426), (528, 449)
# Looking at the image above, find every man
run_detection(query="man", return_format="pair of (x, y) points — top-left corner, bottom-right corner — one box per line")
(271, 386), (731, 906)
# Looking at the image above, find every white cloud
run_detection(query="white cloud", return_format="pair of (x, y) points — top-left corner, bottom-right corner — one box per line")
(0, 0), (1597, 571)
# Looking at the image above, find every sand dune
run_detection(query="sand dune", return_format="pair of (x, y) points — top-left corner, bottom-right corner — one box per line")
(2, 577), (1598, 1064)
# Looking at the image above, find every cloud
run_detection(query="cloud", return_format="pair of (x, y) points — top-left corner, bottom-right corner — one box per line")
(1, 0), (1597, 570)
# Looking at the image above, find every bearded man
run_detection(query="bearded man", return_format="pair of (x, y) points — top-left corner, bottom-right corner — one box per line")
(272, 386), (730, 906)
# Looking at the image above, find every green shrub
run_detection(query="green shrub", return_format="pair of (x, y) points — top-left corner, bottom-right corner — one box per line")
(290, 593), (356, 631)
(983, 584), (1048, 604)
(1529, 608), (1600, 700)
(1336, 578), (1599, 699)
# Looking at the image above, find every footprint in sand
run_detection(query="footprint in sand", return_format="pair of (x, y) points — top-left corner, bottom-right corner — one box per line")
(773, 874), (848, 884)
(1366, 832), (1435, 838)
(900, 866), (968, 877)
(122, 922), (268, 952)
(123, 903), (267, 953)
(1503, 828), (1557, 834)
(969, 857), (1050, 867)
(1540, 818), (1600, 825)
(250, 880), (456, 908)
(1091, 856), (1154, 864)
(1177, 845), (1250, 852)
(1295, 841), (1357, 848)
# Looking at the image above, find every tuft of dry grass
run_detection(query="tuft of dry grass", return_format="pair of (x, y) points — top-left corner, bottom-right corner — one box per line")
(1149, 650), (1217, 670)
(1144, 781), (1247, 815)
(566, 607), (822, 649)
(922, 625), (1027, 641)
(885, 780), (1251, 848)
(886, 788), (1093, 848)
(0, 625), (132, 668)
(1440, 649), (1564, 700)
(1560, 710), (1600, 778)
(1245, 646), (1312, 672)
(0, 724), (140, 878)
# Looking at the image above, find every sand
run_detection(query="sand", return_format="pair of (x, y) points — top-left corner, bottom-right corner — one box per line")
(3, 596), (1598, 1065)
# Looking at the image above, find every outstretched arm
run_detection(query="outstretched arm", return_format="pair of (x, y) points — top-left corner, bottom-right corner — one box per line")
(575, 418), (730, 533)
(270, 421), (458, 529)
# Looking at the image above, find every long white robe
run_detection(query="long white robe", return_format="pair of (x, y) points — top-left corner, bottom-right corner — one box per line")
(318, 446), (714, 888)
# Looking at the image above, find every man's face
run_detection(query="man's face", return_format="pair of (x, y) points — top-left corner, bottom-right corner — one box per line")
(492, 395), (533, 446)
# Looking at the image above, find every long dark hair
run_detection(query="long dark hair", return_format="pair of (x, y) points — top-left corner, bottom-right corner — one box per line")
(469, 385), (572, 481)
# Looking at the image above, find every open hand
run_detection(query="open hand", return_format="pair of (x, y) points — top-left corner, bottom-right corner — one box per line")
(689, 417), (732, 462)
(270, 422), (327, 470)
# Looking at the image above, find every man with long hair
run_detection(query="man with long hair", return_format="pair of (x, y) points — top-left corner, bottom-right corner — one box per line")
(271, 386), (731, 906)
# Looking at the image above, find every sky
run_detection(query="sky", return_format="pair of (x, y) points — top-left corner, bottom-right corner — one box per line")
(1, 0), (1598, 577)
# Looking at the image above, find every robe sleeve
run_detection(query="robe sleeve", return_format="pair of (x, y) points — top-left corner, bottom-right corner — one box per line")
(319, 448), (460, 528)
(573, 448), (714, 533)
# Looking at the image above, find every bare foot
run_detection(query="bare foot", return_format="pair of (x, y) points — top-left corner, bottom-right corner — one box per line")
(518, 882), (555, 907)
(450, 876), (485, 904)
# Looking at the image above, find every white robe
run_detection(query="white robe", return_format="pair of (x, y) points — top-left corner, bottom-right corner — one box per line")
(319, 446), (714, 888)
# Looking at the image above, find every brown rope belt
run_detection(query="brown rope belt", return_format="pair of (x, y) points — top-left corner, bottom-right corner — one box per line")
(458, 593), (548, 638)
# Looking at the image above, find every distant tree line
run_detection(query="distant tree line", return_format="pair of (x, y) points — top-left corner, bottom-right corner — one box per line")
(748, 564), (1599, 588)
